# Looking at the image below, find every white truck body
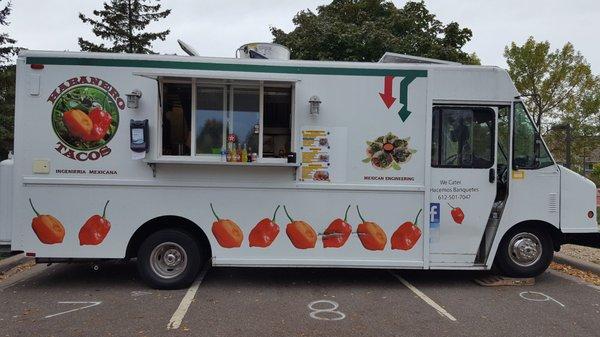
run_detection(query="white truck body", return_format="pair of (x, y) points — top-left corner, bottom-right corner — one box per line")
(1, 50), (597, 272)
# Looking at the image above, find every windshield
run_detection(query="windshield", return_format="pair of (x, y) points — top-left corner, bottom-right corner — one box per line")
(513, 102), (554, 169)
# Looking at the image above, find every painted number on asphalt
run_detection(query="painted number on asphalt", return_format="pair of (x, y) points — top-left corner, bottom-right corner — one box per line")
(308, 300), (346, 321)
(519, 291), (565, 308)
(44, 301), (102, 319)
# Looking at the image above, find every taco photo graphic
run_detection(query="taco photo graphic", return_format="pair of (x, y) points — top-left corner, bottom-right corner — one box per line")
(363, 132), (416, 170)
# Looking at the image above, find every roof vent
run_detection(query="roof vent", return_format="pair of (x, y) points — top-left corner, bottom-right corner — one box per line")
(236, 43), (290, 60)
(177, 39), (200, 56)
(378, 52), (460, 65)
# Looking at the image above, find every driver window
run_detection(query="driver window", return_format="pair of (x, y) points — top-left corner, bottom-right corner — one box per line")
(431, 107), (495, 169)
(513, 102), (553, 169)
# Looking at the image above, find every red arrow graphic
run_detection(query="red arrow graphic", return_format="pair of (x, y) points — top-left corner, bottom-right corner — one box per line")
(379, 75), (396, 109)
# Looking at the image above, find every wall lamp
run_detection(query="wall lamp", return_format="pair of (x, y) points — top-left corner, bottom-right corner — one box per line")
(127, 89), (143, 109)
(309, 95), (321, 116)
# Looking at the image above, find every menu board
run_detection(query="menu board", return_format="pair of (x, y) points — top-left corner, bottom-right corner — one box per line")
(300, 127), (347, 183)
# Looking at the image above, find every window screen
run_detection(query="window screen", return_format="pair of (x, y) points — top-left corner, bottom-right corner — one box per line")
(431, 107), (495, 168)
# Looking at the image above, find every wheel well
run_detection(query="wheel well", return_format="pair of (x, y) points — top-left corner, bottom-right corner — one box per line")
(125, 216), (212, 259)
(505, 220), (564, 251)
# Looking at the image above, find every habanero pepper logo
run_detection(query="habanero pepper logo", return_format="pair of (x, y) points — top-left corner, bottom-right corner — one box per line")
(48, 76), (125, 161)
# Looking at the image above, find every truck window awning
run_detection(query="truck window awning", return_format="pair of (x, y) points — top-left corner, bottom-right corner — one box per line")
(132, 71), (301, 83)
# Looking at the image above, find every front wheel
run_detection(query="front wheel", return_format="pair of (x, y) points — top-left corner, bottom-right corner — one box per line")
(495, 226), (553, 278)
(137, 229), (204, 289)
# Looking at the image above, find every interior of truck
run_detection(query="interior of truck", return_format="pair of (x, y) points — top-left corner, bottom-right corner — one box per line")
(160, 80), (292, 159)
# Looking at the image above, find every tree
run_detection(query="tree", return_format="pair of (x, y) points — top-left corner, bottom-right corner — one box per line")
(270, 0), (479, 64)
(0, 0), (16, 63)
(589, 163), (600, 186)
(78, 0), (171, 54)
(0, 1), (15, 159)
(543, 76), (600, 171)
(0, 65), (15, 159)
(505, 37), (600, 173)
(504, 37), (595, 129)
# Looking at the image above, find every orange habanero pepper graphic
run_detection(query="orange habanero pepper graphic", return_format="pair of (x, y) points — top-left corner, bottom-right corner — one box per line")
(79, 200), (111, 246)
(322, 205), (352, 248)
(249, 205), (281, 248)
(29, 198), (65, 245)
(283, 206), (317, 249)
(210, 203), (243, 248)
(356, 205), (387, 251)
(391, 209), (422, 251)
(63, 109), (93, 140)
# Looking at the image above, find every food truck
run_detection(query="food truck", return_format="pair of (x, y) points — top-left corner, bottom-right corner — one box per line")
(0, 43), (598, 289)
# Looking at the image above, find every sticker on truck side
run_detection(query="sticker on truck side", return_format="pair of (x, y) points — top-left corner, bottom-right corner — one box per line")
(48, 76), (124, 162)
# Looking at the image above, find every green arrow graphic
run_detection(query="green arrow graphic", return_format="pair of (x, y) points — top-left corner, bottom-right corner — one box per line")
(397, 74), (419, 122)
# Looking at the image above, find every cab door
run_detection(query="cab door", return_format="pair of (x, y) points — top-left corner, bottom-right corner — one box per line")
(499, 102), (559, 233)
(429, 106), (498, 265)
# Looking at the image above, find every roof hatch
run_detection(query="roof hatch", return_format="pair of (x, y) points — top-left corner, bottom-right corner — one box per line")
(378, 52), (460, 65)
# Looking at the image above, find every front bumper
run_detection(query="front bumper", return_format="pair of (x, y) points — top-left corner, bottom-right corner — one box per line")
(563, 232), (600, 249)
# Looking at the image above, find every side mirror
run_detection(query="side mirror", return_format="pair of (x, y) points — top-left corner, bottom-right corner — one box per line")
(513, 156), (528, 170)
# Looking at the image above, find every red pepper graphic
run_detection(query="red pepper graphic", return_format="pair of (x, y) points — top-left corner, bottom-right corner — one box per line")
(79, 200), (111, 246)
(249, 205), (281, 248)
(284, 206), (317, 249)
(448, 204), (464, 224)
(322, 205), (352, 248)
(210, 203), (243, 248)
(29, 199), (65, 245)
(391, 209), (422, 250)
(82, 106), (113, 142)
(356, 206), (387, 251)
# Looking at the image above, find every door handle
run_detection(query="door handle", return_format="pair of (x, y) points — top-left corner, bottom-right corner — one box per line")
(489, 168), (496, 183)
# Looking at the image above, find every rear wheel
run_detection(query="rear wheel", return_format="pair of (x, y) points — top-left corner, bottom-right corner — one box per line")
(137, 229), (204, 289)
(495, 226), (553, 278)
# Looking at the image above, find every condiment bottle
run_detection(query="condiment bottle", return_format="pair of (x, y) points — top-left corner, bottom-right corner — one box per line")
(230, 143), (237, 162)
(241, 143), (248, 163)
(226, 142), (232, 162)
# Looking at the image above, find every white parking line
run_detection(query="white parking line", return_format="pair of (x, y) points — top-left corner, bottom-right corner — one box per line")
(45, 301), (102, 319)
(389, 271), (457, 322)
(167, 265), (209, 330)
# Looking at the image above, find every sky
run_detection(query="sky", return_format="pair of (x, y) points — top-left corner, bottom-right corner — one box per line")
(3, 0), (599, 72)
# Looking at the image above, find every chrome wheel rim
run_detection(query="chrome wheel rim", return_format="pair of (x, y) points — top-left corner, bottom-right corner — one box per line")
(149, 242), (187, 279)
(508, 232), (542, 267)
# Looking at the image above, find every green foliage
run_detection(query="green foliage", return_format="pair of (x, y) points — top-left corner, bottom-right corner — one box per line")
(78, 0), (171, 54)
(271, 0), (479, 64)
(0, 0), (16, 63)
(554, 78), (600, 169)
(589, 163), (600, 187)
(505, 37), (600, 173)
(504, 37), (596, 128)
(0, 65), (15, 159)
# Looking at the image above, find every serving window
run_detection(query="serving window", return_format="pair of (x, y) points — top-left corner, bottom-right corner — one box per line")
(160, 78), (294, 161)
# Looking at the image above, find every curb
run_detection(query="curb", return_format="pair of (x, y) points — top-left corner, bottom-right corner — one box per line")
(0, 253), (34, 275)
(554, 252), (600, 275)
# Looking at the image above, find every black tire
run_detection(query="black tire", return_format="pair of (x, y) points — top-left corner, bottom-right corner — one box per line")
(495, 226), (553, 278)
(137, 229), (204, 289)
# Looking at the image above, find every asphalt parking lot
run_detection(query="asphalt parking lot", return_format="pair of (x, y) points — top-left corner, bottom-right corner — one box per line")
(0, 261), (599, 337)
